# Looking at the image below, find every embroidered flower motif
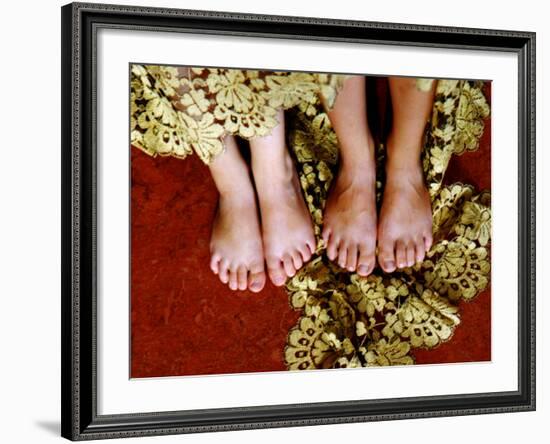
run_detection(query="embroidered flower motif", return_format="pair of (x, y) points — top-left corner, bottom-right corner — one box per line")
(179, 88), (211, 117)
(263, 72), (318, 109)
(347, 275), (387, 317)
(457, 201), (491, 246)
(364, 337), (414, 367)
(180, 113), (224, 163)
(423, 240), (490, 301)
(382, 289), (460, 348)
(454, 82), (491, 154)
(207, 70), (255, 112)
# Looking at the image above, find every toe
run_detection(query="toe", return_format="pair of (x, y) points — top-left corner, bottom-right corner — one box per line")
(228, 267), (238, 290)
(298, 244), (312, 263)
(395, 241), (407, 269)
(267, 260), (287, 287)
(282, 254), (296, 277)
(326, 236), (340, 261)
(291, 251), (303, 271)
(322, 226), (331, 246)
(218, 259), (230, 284)
(346, 244), (358, 272)
(424, 232), (433, 252)
(415, 237), (426, 263)
(210, 253), (221, 274)
(406, 244), (415, 267)
(248, 272), (266, 293)
(305, 235), (317, 255)
(237, 265), (248, 291)
(378, 237), (396, 273)
(248, 263), (266, 293)
(357, 243), (375, 276)
(337, 244), (348, 269)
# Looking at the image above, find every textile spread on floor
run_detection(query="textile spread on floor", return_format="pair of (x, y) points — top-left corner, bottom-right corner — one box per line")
(131, 65), (491, 369)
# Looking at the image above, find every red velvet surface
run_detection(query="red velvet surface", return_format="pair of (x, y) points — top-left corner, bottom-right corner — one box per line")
(130, 85), (491, 378)
(131, 152), (301, 377)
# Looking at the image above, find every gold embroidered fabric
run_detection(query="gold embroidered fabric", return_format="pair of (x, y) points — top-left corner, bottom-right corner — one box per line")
(130, 68), (491, 370)
(131, 65), (347, 164)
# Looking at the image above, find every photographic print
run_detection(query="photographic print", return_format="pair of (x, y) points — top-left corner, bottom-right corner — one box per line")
(130, 66), (492, 378)
(62, 3), (535, 439)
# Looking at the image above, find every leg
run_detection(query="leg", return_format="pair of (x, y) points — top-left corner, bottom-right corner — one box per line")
(378, 77), (435, 272)
(322, 75), (377, 276)
(249, 109), (316, 287)
(209, 134), (266, 292)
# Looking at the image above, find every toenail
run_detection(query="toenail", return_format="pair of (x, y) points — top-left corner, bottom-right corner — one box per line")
(358, 265), (368, 274)
(385, 261), (395, 270)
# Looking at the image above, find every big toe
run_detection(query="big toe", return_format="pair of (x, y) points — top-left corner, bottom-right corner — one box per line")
(268, 261), (287, 287)
(357, 246), (376, 276)
(378, 241), (396, 273)
(248, 270), (266, 293)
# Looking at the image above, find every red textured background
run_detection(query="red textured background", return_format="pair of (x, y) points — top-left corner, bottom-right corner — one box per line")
(130, 82), (491, 378)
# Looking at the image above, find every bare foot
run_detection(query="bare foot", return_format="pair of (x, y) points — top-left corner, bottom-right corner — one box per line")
(322, 137), (377, 276)
(251, 142), (316, 287)
(210, 193), (266, 292)
(208, 135), (266, 292)
(377, 138), (433, 272)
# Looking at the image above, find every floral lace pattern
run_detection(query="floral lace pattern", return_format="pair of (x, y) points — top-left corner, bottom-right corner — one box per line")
(131, 65), (347, 164)
(130, 68), (491, 371)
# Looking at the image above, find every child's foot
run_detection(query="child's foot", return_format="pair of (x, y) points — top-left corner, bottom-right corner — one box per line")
(210, 191), (266, 292)
(252, 145), (316, 287)
(322, 139), (377, 276)
(208, 135), (266, 293)
(377, 138), (433, 272)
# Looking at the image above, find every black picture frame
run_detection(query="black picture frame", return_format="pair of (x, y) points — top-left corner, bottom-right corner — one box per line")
(61, 2), (536, 440)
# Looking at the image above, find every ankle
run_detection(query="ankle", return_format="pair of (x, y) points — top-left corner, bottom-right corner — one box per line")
(218, 184), (256, 211)
(337, 164), (376, 191)
(338, 134), (375, 176)
(385, 132), (423, 171)
(214, 166), (255, 201)
(384, 158), (425, 191)
(251, 145), (294, 187)
(339, 155), (376, 187)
